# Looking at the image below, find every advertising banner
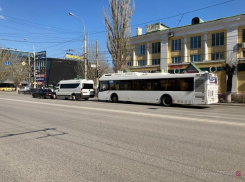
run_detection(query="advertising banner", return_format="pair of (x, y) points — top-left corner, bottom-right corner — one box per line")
(66, 53), (74, 59)
(36, 77), (45, 81)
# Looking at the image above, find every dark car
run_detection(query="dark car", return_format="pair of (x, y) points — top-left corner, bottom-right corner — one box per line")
(32, 89), (56, 99)
(22, 88), (38, 95)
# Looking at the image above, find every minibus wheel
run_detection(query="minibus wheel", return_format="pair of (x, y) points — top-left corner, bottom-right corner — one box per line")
(72, 94), (76, 100)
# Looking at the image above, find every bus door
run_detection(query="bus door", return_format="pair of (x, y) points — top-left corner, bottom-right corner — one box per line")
(207, 74), (218, 104)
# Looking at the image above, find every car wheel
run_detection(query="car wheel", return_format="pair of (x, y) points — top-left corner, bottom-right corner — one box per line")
(84, 98), (89, 101)
(162, 96), (172, 107)
(32, 95), (36, 98)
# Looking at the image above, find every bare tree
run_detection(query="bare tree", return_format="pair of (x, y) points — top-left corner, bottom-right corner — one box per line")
(9, 56), (30, 91)
(222, 52), (237, 102)
(0, 49), (11, 83)
(103, 0), (134, 72)
(75, 42), (110, 82)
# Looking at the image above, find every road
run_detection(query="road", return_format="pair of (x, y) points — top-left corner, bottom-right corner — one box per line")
(0, 92), (244, 182)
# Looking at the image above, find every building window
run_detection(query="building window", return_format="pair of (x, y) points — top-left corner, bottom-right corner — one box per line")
(243, 29), (245, 43)
(171, 39), (181, 51)
(152, 42), (160, 54)
(172, 57), (181, 63)
(190, 36), (201, 49)
(212, 32), (224, 46)
(190, 55), (201, 62)
(211, 52), (224, 60)
(138, 60), (145, 66)
(243, 50), (245, 57)
(138, 45), (145, 55)
(152, 59), (160, 65)
(127, 62), (132, 66)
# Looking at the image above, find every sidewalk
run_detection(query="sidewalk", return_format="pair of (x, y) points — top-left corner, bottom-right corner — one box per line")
(213, 102), (245, 106)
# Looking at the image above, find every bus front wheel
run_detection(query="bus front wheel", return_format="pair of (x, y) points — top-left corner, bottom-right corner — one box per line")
(162, 96), (172, 107)
(111, 94), (118, 103)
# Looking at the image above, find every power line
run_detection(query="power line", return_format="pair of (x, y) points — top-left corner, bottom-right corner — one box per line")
(0, 0), (236, 37)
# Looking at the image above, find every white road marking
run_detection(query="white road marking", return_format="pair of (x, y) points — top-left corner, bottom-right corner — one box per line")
(0, 97), (244, 127)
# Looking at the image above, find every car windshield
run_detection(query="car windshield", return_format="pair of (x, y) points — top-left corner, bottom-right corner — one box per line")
(43, 89), (52, 92)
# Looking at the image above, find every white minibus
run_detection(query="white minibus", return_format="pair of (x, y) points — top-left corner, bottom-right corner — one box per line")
(56, 79), (94, 100)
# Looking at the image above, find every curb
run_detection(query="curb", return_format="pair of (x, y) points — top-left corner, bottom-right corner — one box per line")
(213, 103), (245, 107)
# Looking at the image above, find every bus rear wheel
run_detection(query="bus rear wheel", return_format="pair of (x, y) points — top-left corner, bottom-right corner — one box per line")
(162, 96), (172, 107)
(111, 94), (118, 103)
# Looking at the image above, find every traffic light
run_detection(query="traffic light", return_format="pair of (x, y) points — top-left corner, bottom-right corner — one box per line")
(97, 69), (101, 78)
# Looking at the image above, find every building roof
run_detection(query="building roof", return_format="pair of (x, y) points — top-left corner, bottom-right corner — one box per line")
(132, 13), (245, 37)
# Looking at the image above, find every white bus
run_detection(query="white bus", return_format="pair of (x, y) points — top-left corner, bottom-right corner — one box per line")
(98, 72), (218, 106)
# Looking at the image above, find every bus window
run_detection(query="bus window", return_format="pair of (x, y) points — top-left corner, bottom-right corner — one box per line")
(160, 79), (167, 90)
(132, 80), (144, 90)
(176, 78), (194, 91)
(122, 81), (131, 90)
(144, 80), (159, 90)
(100, 81), (109, 91)
(109, 81), (115, 90)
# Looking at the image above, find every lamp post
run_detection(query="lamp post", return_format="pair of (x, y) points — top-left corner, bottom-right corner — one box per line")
(69, 13), (87, 80)
(24, 38), (36, 88)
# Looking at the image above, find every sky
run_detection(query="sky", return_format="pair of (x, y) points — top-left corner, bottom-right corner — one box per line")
(0, 0), (244, 63)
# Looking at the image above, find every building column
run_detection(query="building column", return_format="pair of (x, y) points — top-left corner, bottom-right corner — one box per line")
(183, 35), (187, 62)
(133, 44), (136, 66)
(147, 42), (150, 65)
(226, 26), (238, 94)
(160, 35), (168, 73)
(204, 32), (208, 61)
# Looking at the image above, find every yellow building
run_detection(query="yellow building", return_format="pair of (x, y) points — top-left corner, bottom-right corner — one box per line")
(128, 14), (245, 94)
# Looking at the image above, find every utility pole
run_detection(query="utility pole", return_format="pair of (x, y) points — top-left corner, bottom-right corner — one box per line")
(84, 33), (87, 80)
(28, 56), (31, 84)
(96, 40), (99, 87)
(69, 13), (87, 80)
(33, 45), (36, 88)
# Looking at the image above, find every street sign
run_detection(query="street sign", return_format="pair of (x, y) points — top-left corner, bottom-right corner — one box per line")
(33, 82), (37, 85)
(36, 77), (45, 81)
(36, 51), (46, 59)
(209, 76), (217, 84)
(22, 62), (26, 66)
(91, 64), (96, 68)
(37, 82), (44, 86)
(36, 74), (45, 78)
(5, 61), (10, 65)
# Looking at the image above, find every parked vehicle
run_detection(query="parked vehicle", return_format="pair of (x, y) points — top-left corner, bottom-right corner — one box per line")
(32, 89), (56, 99)
(22, 88), (38, 95)
(18, 86), (30, 94)
(98, 72), (218, 106)
(55, 79), (94, 100)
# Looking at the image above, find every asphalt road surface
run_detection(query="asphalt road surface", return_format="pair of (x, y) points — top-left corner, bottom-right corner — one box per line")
(0, 92), (244, 182)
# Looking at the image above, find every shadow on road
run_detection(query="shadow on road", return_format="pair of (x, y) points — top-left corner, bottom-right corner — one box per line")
(0, 128), (67, 139)
(89, 99), (209, 109)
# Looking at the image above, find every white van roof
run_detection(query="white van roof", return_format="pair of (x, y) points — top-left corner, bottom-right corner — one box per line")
(59, 79), (94, 84)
